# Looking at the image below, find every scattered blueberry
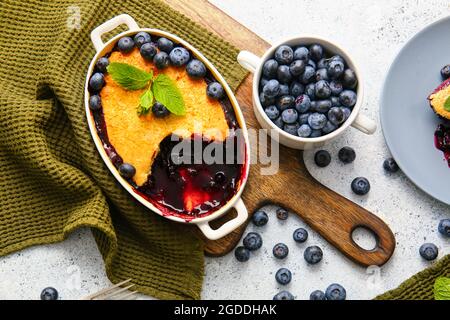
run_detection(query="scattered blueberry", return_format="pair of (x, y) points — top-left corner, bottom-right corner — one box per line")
(283, 123), (300, 136)
(327, 59), (345, 79)
(95, 57), (109, 73)
(157, 37), (174, 53)
(277, 95), (295, 111)
(207, 82), (225, 100)
(441, 65), (450, 80)
(252, 210), (269, 226)
(265, 105), (280, 120)
(133, 32), (151, 48)
(314, 150), (331, 167)
(153, 51), (170, 69)
(293, 46), (309, 61)
(301, 65), (316, 84)
(315, 68), (329, 81)
(328, 107), (345, 125)
(263, 59), (279, 78)
(293, 228), (308, 243)
(89, 73), (104, 92)
(152, 101), (170, 117)
(276, 207), (289, 220)
(298, 112), (311, 125)
(169, 47), (190, 66)
(329, 80), (344, 96)
(243, 232), (263, 251)
(419, 243), (438, 261)
(235, 246), (250, 262)
(117, 36), (134, 53)
(315, 80), (332, 99)
(40, 287), (58, 300)
(351, 177), (370, 195)
(304, 245), (323, 264)
(277, 65), (292, 84)
(275, 45), (294, 65)
(140, 42), (157, 60)
(343, 69), (358, 89)
(438, 219), (450, 237)
(383, 157), (399, 173)
(186, 59), (207, 79)
(298, 124), (312, 137)
(338, 146), (356, 164)
(273, 243), (289, 259)
(281, 108), (298, 124)
(340, 90), (357, 108)
(279, 84), (290, 96)
(119, 163), (136, 178)
(322, 121), (337, 134)
(263, 79), (281, 98)
(309, 44), (323, 62)
(325, 283), (346, 300)
(310, 290), (326, 300)
(260, 92), (275, 107)
(273, 291), (294, 300)
(89, 95), (102, 111)
(289, 59), (306, 77)
(308, 113), (327, 130)
(275, 268), (292, 285)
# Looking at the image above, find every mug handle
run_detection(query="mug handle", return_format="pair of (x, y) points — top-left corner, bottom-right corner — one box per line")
(197, 199), (248, 240)
(351, 114), (377, 135)
(237, 51), (261, 73)
(90, 14), (140, 52)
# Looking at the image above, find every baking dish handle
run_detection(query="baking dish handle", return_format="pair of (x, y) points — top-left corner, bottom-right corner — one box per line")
(197, 198), (248, 240)
(90, 14), (140, 52)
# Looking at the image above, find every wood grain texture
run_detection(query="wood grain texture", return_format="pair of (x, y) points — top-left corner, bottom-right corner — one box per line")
(164, 0), (395, 266)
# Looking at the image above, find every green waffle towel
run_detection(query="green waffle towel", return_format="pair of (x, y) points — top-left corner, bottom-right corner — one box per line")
(0, 0), (247, 299)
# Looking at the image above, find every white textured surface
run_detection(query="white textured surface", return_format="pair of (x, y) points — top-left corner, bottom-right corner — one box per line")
(0, 0), (449, 300)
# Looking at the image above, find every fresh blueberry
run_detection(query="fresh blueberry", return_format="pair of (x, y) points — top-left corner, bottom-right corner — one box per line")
(277, 95), (295, 111)
(307, 59), (317, 69)
(339, 90), (357, 108)
(293, 228), (308, 243)
(329, 80), (344, 96)
(40, 287), (58, 300)
(331, 96), (341, 107)
(273, 243), (289, 259)
(283, 123), (300, 136)
(310, 129), (322, 137)
(133, 32), (151, 48)
(315, 80), (332, 99)
(289, 59), (306, 77)
(169, 47), (190, 66)
(153, 51), (170, 69)
(419, 243), (438, 261)
(314, 150), (331, 167)
(235, 246), (250, 262)
(343, 69), (358, 89)
(260, 78), (269, 90)
(314, 100), (332, 113)
(301, 66), (316, 84)
(298, 112), (311, 125)
(341, 107), (352, 121)
(157, 37), (174, 53)
(252, 210), (269, 226)
(328, 107), (345, 125)
(89, 72), (104, 92)
(186, 59), (207, 79)
(207, 82), (225, 100)
(279, 84), (290, 96)
(304, 245), (323, 264)
(309, 44), (323, 62)
(317, 58), (328, 69)
(117, 36), (134, 53)
(89, 95), (102, 111)
(438, 219), (450, 237)
(327, 59), (345, 79)
(315, 68), (329, 81)
(95, 57), (109, 73)
(276, 207), (289, 220)
(260, 92), (275, 107)
(297, 124), (312, 137)
(441, 65), (450, 80)
(263, 59), (279, 78)
(310, 290), (326, 300)
(330, 55), (345, 64)
(263, 79), (281, 98)
(273, 116), (284, 128)
(273, 291), (294, 300)
(275, 268), (292, 285)
(308, 113), (327, 130)
(265, 105), (280, 120)
(277, 65), (292, 84)
(338, 146), (356, 164)
(325, 284), (346, 300)
(322, 121), (337, 134)
(119, 163), (136, 178)
(293, 46), (309, 61)
(140, 42), (157, 60)
(351, 177), (370, 195)
(275, 45), (294, 65)
(281, 108), (298, 124)
(294, 94), (311, 113)
(152, 101), (170, 117)
(383, 157), (399, 173)
(243, 232), (263, 251)
(305, 83), (316, 100)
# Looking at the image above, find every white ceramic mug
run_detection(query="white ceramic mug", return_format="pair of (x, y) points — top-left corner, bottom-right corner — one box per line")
(238, 36), (377, 150)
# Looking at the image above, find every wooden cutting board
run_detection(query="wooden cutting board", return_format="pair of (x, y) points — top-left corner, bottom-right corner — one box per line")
(165, 0), (395, 267)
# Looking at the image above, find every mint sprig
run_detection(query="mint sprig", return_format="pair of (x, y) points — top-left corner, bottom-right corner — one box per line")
(434, 277), (450, 300)
(106, 62), (185, 116)
(444, 96), (450, 112)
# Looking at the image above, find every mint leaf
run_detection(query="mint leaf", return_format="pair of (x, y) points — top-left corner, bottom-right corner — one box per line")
(138, 87), (154, 115)
(152, 74), (185, 116)
(434, 277), (450, 300)
(444, 96), (450, 112)
(106, 62), (153, 90)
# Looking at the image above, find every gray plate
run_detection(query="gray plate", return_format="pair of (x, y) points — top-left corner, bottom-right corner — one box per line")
(381, 16), (450, 205)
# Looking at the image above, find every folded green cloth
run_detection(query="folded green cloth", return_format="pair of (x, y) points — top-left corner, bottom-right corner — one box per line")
(0, 0), (247, 299)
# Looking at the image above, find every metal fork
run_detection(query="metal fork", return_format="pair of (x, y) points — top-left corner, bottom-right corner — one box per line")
(81, 279), (138, 300)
